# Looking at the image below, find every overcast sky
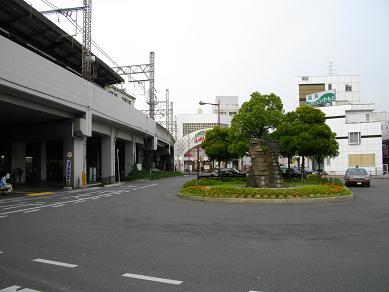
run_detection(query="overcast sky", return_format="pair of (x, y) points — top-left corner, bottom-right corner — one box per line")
(29, 0), (389, 115)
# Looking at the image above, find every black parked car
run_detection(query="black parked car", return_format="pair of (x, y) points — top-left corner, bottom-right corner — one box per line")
(280, 166), (306, 179)
(199, 168), (246, 178)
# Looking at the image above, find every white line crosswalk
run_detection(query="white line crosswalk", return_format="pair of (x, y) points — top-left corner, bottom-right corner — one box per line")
(0, 183), (157, 219)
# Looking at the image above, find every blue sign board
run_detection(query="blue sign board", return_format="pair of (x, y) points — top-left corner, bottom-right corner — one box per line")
(65, 159), (72, 182)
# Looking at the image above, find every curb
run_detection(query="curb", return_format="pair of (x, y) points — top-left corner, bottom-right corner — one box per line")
(177, 192), (354, 204)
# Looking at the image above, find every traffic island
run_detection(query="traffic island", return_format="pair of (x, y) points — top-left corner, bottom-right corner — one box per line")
(178, 178), (353, 204)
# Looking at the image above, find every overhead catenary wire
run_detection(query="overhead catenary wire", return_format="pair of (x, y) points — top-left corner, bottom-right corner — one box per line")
(38, 0), (151, 110)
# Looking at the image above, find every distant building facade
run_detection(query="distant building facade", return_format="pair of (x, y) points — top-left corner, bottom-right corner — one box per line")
(295, 75), (360, 107)
(174, 96), (239, 172)
(295, 74), (384, 175)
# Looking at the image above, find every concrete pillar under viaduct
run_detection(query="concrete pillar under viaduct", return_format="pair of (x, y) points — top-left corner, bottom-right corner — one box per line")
(11, 142), (26, 183)
(124, 139), (135, 176)
(63, 136), (86, 189)
(101, 133), (115, 184)
(40, 141), (46, 182)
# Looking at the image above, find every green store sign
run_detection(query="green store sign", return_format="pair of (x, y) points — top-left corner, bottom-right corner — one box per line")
(306, 90), (336, 106)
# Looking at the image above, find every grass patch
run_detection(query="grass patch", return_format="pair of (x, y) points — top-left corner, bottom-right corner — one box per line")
(180, 178), (351, 199)
(126, 170), (183, 181)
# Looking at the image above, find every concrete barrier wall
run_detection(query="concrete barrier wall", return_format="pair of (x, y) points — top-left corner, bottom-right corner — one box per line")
(0, 35), (166, 141)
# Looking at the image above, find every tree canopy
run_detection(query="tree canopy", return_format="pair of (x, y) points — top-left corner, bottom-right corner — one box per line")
(201, 127), (236, 166)
(229, 92), (284, 157)
(274, 105), (339, 172)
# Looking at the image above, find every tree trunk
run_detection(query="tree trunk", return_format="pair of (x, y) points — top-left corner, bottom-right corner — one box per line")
(301, 155), (305, 182)
(317, 156), (321, 184)
(287, 156), (291, 181)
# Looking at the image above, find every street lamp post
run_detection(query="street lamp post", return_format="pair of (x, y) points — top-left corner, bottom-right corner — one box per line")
(199, 100), (220, 127)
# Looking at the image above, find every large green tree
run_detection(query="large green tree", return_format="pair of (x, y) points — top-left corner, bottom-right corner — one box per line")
(274, 105), (339, 179)
(273, 111), (300, 178)
(201, 127), (236, 169)
(229, 92), (284, 157)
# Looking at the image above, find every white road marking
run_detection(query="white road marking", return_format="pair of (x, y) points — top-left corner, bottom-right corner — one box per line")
(73, 200), (86, 204)
(0, 215), (7, 219)
(121, 273), (182, 285)
(134, 183), (158, 190)
(249, 290), (263, 292)
(1, 204), (27, 210)
(32, 258), (78, 268)
(51, 204), (65, 208)
(23, 209), (40, 214)
(0, 285), (41, 292)
(0, 251), (3, 254)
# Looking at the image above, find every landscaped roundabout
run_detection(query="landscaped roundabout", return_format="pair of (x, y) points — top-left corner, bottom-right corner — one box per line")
(178, 176), (353, 204)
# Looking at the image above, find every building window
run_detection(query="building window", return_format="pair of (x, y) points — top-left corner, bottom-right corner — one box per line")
(348, 132), (361, 144)
(328, 83), (332, 90)
(301, 76), (309, 81)
(366, 114), (370, 122)
(348, 154), (375, 167)
(345, 84), (352, 92)
(326, 157), (331, 165)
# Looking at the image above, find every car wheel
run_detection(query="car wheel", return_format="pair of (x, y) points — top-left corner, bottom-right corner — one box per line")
(367, 183), (370, 187)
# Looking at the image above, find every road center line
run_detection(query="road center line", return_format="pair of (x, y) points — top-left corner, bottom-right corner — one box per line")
(121, 273), (182, 285)
(33, 258), (78, 268)
(23, 209), (40, 213)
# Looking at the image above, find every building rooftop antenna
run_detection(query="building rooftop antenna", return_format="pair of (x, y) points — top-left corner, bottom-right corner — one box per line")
(328, 61), (335, 76)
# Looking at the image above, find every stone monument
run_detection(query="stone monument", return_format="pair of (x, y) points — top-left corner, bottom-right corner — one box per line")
(247, 139), (283, 188)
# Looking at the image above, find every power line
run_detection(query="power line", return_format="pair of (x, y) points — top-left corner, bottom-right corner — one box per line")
(38, 0), (151, 109)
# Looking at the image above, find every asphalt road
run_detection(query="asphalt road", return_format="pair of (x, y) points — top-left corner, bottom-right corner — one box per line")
(0, 177), (389, 292)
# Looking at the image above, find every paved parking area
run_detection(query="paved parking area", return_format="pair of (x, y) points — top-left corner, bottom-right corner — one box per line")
(1, 177), (389, 291)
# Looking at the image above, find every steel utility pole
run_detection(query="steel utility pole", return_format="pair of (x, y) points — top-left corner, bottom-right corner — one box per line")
(149, 52), (155, 119)
(165, 89), (170, 130)
(82, 0), (92, 81)
(112, 52), (156, 119)
(40, 2), (92, 81)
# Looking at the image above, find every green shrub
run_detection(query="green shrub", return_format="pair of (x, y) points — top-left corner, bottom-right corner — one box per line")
(126, 170), (183, 181)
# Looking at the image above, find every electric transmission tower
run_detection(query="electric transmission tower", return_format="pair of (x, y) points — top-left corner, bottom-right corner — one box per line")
(112, 52), (156, 119)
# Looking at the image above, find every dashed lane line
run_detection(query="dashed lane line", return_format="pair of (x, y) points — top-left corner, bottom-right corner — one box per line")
(0, 215), (7, 219)
(122, 273), (182, 285)
(33, 258), (78, 268)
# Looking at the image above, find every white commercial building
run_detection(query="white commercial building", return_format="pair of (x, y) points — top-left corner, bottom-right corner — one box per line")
(295, 74), (384, 175)
(174, 96), (239, 172)
(320, 104), (383, 175)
